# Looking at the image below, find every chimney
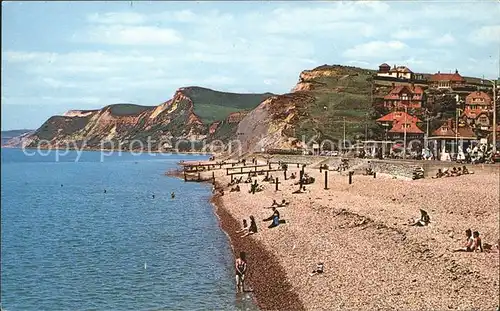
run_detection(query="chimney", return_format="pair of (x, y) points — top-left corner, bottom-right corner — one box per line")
(438, 71), (440, 74)
(455, 69), (459, 74)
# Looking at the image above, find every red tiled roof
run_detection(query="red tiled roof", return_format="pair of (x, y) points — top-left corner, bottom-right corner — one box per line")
(379, 63), (390, 68)
(388, 120), (424, 134)
(430, 119), (477, 139)
(465, 91), (492, 106)
(429, 72), (465, 82)
(376, 111), (422, 123)
(383, 85), (424, 100)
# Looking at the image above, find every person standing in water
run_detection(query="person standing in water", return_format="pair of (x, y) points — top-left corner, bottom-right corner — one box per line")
(171, 192), (175, 199)
(235, 252), (247, 293)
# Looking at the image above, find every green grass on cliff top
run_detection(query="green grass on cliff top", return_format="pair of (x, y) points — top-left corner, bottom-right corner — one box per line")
(181, 86), (274, 124)
(294, 66), (379, 141)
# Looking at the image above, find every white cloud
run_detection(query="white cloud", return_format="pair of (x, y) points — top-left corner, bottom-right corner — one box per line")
(470, 25), (500, 45)
(4, 1), (500, 130)
(343, 41), (408, 59)
(87, 12), (146, 24)
(392, 28), (431, 40)
(77, 25), (182, 45)
(432, 33), (456, 46)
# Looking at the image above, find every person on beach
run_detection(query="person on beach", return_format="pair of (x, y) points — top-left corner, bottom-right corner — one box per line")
(271, 199), (279, 207)
(432, 169), (444, 179)
(235, 252), (247, 293)
(409, 209), (430, 226)
(310, 262), (324, 276)
(462, 165), (473, 174)
(452, 229), (474, 252)
(236, 219), (249, 234)
(279, 199), (289, 207)
(263, 207), (281, 228)
(241, 216), (257, 237)
(472, 231), (483, 252)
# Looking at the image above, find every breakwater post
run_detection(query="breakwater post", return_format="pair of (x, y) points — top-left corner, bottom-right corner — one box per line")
(212, 171), (215, 183)
(349, 171), (353, 184)
(324, 170), (328, 190)
(275, 177), (279, 191)
(374, 172), (377, 178)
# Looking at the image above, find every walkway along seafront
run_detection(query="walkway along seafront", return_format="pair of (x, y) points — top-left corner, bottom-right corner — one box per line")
(174, 155), (499, 310)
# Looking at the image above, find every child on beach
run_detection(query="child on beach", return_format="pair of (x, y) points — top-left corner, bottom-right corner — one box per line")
(235, 252), (247, 293)
(472, 231), (483, 252)
(452, 229), (474, 252)
(236, 219), (249, 234)
(241, 216), (257, 237)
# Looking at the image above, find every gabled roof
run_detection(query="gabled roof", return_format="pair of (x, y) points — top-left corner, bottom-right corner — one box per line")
(388, 120), (424, 134)
(376, 111), (422, 123)
(389, 66), (413, 73)
(465, 91), (492, 105)
(383, 85), (424, 100)
(430, 119), (477, 139)
(429, 71), (465, 82)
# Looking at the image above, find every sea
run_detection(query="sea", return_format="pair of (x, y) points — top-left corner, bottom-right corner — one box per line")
(1, 148), (257, 311)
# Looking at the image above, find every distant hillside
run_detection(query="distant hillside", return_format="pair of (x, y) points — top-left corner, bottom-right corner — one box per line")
(21, 87), (273, 151)
(235, 65), (380, 153)
(1, 129), (34, 147)
(180, 86), (274, 124)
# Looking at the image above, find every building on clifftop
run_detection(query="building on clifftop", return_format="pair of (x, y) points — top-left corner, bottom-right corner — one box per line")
(383, 83), (425, 110)
(428, 70), (466, 89)
(377, 64), (414, 80)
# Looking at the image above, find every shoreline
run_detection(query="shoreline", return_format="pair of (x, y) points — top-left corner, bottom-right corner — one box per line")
(2, 145), (214, 156)
(211, 190), (306, 311)
(190, 155), (498, 310)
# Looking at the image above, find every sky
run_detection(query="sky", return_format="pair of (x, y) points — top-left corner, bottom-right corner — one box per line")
(1, 0), (500, 131)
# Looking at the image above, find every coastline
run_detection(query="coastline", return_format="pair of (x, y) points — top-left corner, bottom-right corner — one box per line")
(211, 188), (306, 311)
(189, 156), (499, 310)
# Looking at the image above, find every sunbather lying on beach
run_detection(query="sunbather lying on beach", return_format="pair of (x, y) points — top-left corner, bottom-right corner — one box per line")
(452, 229), (474, 252)
(462, 165), (473, 174)
(309, 262), (324, 276)
(230, 185), (241, 192)
(241, 216), (257, 237)
(244, 177), (253, 183)
(279, 199), (290, 207)
(409, 209), (430, 226)
(292, 186), (307, 194)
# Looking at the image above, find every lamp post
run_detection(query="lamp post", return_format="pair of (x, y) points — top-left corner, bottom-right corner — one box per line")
(403, 106), (408, 159)
(343, 117), (346, 150)
(490, 79), (498, 154)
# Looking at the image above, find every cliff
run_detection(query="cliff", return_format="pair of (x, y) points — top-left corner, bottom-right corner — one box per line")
(24, 87), (273, 150)
(236, 65), (379, 153)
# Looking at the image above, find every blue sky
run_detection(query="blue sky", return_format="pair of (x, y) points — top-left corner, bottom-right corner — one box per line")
(2, 0), (500, 130)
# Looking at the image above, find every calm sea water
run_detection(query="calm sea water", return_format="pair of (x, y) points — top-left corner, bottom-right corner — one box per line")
(1, 148), (253, 311)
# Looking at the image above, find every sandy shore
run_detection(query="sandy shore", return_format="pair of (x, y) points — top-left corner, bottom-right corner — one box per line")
(202, 161), (499, 310)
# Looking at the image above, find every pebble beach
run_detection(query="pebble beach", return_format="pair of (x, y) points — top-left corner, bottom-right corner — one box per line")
(193, 159), (499, 310)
